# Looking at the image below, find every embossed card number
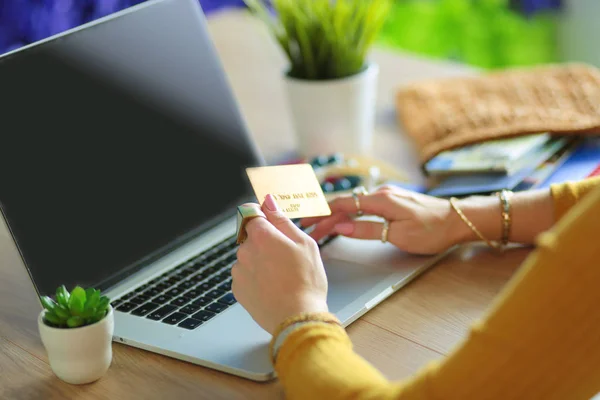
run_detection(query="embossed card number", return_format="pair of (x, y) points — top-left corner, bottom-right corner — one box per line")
(245, 164), (331, 219)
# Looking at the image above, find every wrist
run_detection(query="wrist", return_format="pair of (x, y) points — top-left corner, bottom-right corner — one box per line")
(448, 196), (502, 245)
(269, 310), (341, 365)
(272, 298), (328, 334)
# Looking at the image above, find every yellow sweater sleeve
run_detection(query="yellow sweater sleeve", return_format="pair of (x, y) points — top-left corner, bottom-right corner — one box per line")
(550, 176), (600, 221)
(275, 184), (600, 400)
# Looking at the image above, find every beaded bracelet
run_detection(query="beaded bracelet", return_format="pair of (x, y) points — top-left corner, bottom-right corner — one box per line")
(269, 312), (343, 365)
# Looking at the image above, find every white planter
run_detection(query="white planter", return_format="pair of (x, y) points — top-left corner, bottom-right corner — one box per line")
(284, 63), (379, 158)
(38, 306), (114, 384)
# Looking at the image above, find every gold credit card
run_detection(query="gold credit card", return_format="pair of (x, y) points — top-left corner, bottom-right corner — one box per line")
(245, 164), (331, 219)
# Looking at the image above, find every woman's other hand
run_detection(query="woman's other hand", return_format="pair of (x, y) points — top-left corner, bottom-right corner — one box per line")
(302, 185), (465, 255)
(232, 194), (328, 335)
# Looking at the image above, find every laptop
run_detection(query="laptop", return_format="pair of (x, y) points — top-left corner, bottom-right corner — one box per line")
(0, 0), (444, 381)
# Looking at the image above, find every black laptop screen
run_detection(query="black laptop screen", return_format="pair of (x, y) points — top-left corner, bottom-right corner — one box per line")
(0, 1), (261, 296)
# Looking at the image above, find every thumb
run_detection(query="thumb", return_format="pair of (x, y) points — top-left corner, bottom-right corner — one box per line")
(262, 194), (305, 242)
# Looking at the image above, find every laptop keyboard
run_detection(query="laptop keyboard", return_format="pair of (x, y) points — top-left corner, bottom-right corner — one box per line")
(111, 235), (239, 330)
(110, 220), (336, 331)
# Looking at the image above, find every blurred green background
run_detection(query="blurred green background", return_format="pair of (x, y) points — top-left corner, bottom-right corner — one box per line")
(377, 0), (560, 69)
(0, 0), (569, 70)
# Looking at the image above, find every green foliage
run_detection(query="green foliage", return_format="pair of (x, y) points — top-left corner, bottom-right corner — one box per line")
(243, 0), (392, 80)
(377, 0), (559, 69)
(41, 285), (110, 328)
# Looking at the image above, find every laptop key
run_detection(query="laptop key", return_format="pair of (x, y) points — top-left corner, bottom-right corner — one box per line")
(165, 288), (184, 297)
(116, 302), (138, 312)
(178, 318), (203, 330)
(130, 294), (150, 304)
(188, 275), (206, 284)
(121, 292), (135, 300)
(143, 288), (161, 297)
(134, 284), (149, 293)
(219, 257), (232, 265)
(164, 277), (180, 286)
(197, 282), (212, 292)
(152, 294), (172, 304)
(177, 280), (195, 290)
(218, 280), (232, 291)
(208, 275), (227, 286)
(188, 263), (204, 271)
(185, 289), (202, 299)
(191, 296), (211, 307)
(217, 271), (231, 280)
(217, 293), (237, 306)
(162, 312), (187, 325)
(170, 296), (191, 307)
(154, 282), (171, 291)
(205, 302), (227, 313)
(191, 310), (216, 322)
(172, 263), (187, 272)
(216, 270), (229, 279)
(147, 305), (177, 321)
(111, 299), (124, 308)
(197, 254), (210, 262)
(179, 304), (201, 314)
(205, 289), (226, 299)
(131, 302), (160, 316)
(172, 273), (188, 281)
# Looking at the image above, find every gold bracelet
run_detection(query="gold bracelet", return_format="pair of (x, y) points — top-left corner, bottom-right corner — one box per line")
(449, 197), (503, 252)
(496, 190), (513, 246)
(269, 312), (342, 365)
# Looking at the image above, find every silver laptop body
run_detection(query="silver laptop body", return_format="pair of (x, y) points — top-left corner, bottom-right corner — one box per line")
(0, 0), (443, 381)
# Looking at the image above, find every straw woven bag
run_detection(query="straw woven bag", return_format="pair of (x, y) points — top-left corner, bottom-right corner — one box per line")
(396, 63), (600, 168)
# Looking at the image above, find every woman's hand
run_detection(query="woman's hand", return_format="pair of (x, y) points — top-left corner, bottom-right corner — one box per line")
(302, 185), (466, 255)
(232, 194), (329, 335)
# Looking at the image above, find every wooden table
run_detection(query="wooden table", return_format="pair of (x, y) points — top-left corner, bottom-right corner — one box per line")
(0, 9), (532, 399)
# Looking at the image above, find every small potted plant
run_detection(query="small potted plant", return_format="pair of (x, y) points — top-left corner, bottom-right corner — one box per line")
(38, 285), (114, 384)
(243, 0), (391, 157)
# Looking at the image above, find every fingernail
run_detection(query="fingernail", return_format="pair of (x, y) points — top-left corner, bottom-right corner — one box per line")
(264, 194), (279, 212)
(334, 223), (354, 235)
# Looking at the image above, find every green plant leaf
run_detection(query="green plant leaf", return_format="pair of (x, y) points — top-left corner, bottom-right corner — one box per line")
(88, 312), (105, 325)
(54, 304), (70, 320)
(68, 286), (86, 316)
(86, 289), (100, 310)
(40, 296), (57, 312)
(251, 0), (391, 79)
(85, 288), (95, 303)
(97, 296), (110, 313)
(81, 306), (96, 319)
(55, 285), (70, 308)
(43, 311), (62, 326)
(66, 316), (84, 328)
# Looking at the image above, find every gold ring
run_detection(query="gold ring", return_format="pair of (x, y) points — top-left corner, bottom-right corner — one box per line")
(381, 219), (390, 243)
(352, 186), (368, 216)
(236, 205), (262, 244)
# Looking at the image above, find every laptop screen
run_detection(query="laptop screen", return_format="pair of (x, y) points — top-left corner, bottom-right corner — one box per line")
(0, 0), (262, 296)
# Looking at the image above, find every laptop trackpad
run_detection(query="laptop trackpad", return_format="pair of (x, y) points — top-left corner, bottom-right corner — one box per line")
(321, 236), (434, 317)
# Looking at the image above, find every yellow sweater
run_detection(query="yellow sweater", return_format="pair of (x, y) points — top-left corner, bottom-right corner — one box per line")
(275, 177), (600, 400)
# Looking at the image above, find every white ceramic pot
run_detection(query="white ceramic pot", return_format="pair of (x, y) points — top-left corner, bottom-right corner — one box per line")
(38, 306), (114, 385)
(284, 63), (379, 158)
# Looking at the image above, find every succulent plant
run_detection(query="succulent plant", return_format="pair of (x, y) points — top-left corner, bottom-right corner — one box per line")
(41, 285), (110, 328)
